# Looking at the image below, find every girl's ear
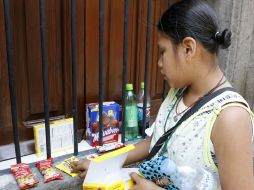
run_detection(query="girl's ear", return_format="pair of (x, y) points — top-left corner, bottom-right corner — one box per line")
(181, 37), (197, 62)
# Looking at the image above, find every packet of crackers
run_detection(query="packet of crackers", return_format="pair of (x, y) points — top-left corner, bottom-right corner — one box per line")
(96, 142), (125, 154)
(55, 156), (79, 177)
(36, 158), (63, 183)
(11, 163), (39, 189)
(86, 153), (98, 160)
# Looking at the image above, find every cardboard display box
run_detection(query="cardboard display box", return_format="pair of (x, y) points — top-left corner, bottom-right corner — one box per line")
(33, 118), (73, 157)
(83, 145), (138, 190)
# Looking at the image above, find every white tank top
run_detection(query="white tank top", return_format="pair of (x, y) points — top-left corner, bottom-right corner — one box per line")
(147, 88), (254, 188)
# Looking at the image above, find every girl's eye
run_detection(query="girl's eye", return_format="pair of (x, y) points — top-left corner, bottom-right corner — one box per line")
(160, 50), (165, 55)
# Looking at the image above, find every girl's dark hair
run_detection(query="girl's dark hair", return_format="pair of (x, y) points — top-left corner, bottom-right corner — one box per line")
(158, 0), (231, 54)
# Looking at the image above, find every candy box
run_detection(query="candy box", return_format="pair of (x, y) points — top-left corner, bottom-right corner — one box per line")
(86, 101), (120, 146)
(83, 145), (139, 190)
(33, 118), (74, 157)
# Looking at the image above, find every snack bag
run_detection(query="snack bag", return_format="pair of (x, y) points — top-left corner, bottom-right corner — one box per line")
(96, 142), (125, 154)
(55, 156), (79, 177)
(36, 158), (63, 183)
(11, 163), (39, 189)
(86, 154), (98, 160)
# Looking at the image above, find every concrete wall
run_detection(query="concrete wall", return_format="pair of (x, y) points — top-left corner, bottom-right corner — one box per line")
(210, 0), (254, 110)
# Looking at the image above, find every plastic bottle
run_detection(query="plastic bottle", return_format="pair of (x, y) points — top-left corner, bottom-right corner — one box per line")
(125, 83), (139, 141)
(160, 158), (218, 190)
(137, 82), (150, 136)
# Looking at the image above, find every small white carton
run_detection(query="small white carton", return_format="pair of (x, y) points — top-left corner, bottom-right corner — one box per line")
(83, 145), (139, 190)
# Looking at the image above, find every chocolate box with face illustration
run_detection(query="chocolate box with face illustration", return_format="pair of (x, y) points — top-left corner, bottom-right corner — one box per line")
(86, 101), (120, 146)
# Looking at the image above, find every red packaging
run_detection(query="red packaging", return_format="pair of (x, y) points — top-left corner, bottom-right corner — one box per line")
(11, 163), (39, 189)
(36, 158), (63, 183)
(96, 142), (125, 154)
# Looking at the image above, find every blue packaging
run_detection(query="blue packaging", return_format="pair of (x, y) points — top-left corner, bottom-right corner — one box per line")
(86, 101), (120, 146)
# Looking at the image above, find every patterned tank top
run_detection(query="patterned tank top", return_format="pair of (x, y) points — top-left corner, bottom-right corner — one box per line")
(146, 88), (254, 189)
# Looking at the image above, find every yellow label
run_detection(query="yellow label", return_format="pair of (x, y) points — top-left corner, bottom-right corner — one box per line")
(91, 107), (99, 112)
(83, 181), (126, 190)
(52, 118), (73, 125)
(108, 110), (113, 117)
(93, 145), (135, 163)
(83, 183), (106, 190)
(107, 181), (125, 190)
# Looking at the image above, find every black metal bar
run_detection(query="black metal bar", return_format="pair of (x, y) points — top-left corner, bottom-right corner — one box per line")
(84, 1), (87, 142)
(71, 0), (78, 155)
(39, 0), (51, 159)
(98, 0), (104, 146)
(142, 0), (152, 138)
(121, 0), (129, 144)
(168, 0), (171, 7)
(80, 1), (87, 142)
(3, 0), (21, 164)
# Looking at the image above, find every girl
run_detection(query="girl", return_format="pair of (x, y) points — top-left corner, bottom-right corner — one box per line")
(74, 0), (254, 189)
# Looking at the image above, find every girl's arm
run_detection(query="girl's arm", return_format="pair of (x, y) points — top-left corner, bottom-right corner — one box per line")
(72, 136), (152, 178)
(212, 106), (254, 190)
(124, 136), (152, 166)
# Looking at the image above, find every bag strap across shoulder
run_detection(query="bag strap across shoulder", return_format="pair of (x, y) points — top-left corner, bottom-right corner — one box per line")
(146, 87), (236, 161)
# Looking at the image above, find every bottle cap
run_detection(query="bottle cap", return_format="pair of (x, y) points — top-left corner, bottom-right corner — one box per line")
(141, 82), (144, 89)
(126, 83), (133, 91)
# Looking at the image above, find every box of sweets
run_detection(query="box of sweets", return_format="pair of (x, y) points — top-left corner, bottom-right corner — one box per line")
(86, 101), (120, 146)
(83, 145), (139, 190)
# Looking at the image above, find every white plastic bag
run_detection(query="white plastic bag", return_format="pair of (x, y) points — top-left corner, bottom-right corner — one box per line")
(160, 158), (219, 190)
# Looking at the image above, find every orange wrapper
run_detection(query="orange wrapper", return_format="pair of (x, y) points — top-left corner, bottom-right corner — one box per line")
(11, 163), (39, 189)
(36, 158), (63, 183)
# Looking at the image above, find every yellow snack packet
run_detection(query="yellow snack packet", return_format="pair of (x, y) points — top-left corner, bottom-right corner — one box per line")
(55, 156), (79, 177)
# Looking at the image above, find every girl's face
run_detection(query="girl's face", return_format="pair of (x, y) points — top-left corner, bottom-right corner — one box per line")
(157, 32), (188, 88)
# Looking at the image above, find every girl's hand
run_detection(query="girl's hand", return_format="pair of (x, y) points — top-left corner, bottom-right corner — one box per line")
(71, 158), (91, 178)
(129, 173), (165, 190)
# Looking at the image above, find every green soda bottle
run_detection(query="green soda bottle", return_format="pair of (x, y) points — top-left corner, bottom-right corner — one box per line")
(125, 83), (139, 141)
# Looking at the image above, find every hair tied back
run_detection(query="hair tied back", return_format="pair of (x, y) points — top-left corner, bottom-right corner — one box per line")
(215, 29), (232, 49)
